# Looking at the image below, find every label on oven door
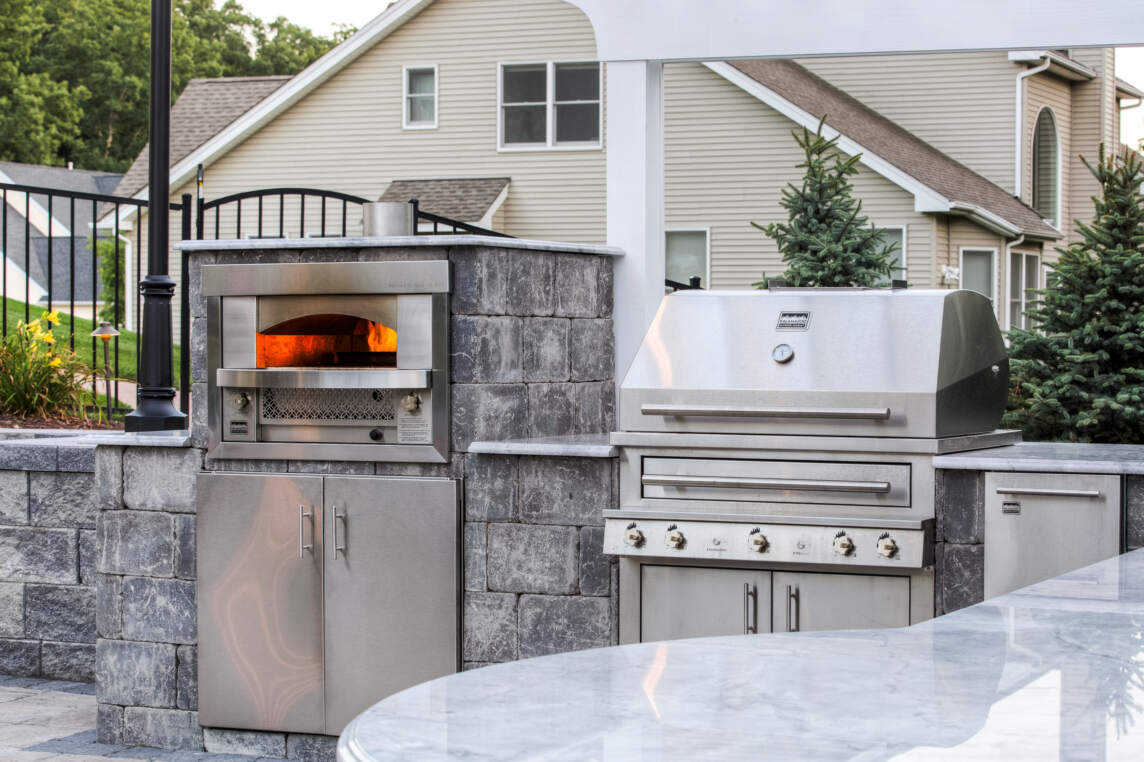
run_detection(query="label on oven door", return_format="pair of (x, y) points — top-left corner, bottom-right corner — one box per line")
(397, 408), (432, 444)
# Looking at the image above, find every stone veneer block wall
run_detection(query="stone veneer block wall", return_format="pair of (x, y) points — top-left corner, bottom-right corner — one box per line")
(0, 439), (97, 681)
(933, 469), (985, 615)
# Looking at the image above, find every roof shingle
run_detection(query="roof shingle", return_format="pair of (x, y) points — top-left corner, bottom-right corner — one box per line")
(378, 178), (510, 222)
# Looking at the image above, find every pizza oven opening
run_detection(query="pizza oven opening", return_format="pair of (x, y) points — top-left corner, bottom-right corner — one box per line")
(256, 314), (399, 368)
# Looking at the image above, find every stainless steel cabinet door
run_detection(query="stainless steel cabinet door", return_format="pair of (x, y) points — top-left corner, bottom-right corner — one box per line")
(640, 566), (772, 642)
(984, 472), (1120, 599)
(772, 571), (909, 632)
(322, 476), (459, 734)
(196, 473), (325, 733)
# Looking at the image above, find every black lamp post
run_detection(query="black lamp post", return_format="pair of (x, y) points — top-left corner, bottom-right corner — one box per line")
(90, 321), (120, 423)
(125, 0), (187, 431)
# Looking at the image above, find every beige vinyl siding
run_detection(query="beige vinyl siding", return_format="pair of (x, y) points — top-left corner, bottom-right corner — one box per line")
(1024, 73), (1070, 241)
(1068, 48), (1116, 247)
(663, 62), (935, 289)
(797, 52), (1021, 193)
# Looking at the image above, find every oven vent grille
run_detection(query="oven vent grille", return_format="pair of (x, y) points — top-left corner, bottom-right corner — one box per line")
(261, 388), (396, 422)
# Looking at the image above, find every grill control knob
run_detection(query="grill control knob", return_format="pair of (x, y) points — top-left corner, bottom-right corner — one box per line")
(401, 393), (422, 413)
(623, 524), (645, 548)
(877, 535), (899, 559)
(230, 392), (249, 411)
(747, 528), (769, 553)
(833, 532), (855, 557)
(664, 525), (686, 550)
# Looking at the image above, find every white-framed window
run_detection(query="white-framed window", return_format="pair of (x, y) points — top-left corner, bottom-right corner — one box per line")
(959, 247), (997, 303)
(499, 61), (601, 149)
(665, 229), (709, 288)
(1031, 106), (1059, 228)
(876, 225), (907, 283)
(403, 65), (437, 129)
(1007, 250), (1042, 330)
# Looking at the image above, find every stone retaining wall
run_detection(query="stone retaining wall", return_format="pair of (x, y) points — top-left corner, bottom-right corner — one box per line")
(0, 438), (98, 681)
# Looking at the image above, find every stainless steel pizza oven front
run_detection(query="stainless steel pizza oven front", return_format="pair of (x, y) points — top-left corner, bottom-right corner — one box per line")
(202, 260), (450, 463)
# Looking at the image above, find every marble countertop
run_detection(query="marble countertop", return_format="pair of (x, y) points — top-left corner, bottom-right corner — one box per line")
(935, 441), (1144, 474)
(339, 549), (1144, 761)
(468, 434), (617, 458)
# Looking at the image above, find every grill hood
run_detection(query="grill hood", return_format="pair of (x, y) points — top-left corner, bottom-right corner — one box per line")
(620, 288), (1008, 439)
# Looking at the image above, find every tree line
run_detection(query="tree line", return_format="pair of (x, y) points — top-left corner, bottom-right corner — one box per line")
(0, 0), (353, 172)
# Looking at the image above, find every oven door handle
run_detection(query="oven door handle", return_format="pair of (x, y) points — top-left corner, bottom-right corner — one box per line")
(641, 474), (892, 494)
(216, 368), (431, 390)
(640, 404), (891, 420)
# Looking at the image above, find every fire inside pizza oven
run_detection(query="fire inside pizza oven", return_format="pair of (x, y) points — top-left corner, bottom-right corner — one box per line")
(256, 314), (399, 368)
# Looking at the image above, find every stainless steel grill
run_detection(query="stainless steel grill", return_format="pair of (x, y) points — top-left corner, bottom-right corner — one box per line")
(606, 286), (1020, 643)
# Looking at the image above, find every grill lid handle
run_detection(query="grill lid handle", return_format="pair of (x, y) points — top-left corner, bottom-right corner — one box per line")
(640, 404), (891, 420)
(642, 474), (892, 494)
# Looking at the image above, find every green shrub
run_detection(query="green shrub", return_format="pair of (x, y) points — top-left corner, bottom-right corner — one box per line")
(0, 312), (94, 417)
(96, 237), (126, 325)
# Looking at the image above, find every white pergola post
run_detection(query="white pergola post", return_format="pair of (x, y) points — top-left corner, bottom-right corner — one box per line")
(607, 59), (664, 382)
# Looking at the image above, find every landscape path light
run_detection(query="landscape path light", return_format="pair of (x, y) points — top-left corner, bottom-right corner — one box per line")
(90, 321), (119, 423)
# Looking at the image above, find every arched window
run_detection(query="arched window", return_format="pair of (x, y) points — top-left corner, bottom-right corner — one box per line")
(1031, 108), (1059, 227)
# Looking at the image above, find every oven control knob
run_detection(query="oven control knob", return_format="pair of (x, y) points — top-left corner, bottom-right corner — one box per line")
(230, 392), (249, 411)
(623, 524), (644, 548)
(877, 535), (899, 559)
(833, 532), (855, 556)
(400, 393), (422, 413)
(664, 525), (686, 550)
(747, 529), (769, 553)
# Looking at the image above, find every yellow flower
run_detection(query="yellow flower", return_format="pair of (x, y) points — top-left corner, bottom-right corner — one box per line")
(44, 310), (60, 326)
(41, 332), (55, 345)
(27, 319), (41, 331)
(49, 357), (62, 367)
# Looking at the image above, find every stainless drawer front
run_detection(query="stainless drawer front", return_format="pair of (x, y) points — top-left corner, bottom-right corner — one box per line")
(641, 457), (911, 507)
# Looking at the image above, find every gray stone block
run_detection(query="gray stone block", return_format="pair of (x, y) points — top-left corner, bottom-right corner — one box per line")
(96, 575), (122, 639)
(30, 471), (97, 528)
(464, 523), (487, 592)
(579, 527), (609, 597)
(374, 455), (463, 479)
(525, 383), (577, 438)
(174, 515), (196, 580)
(204, 727), (286, 757)
(518, 457), (610, 525)
(506, 252), (555, 317)
(98, 511), (174, 577)
(25, 584), (95, 643)
(0, 527), (77, 583)
(451, 384), (528, 452)
(123, 447), (201, 513)
(57, 444), (96, 473)
(521, 318), (570, 382)
(0, 582), (23, 638)
(176, 645), (197, 710)
(190, 314), (207, 384)
(287, 733), (339, 762)
(519, 595), (611, 659)
(79, 529), (97, 584)
(205, 457), (290, 473)
(94, 446), (123, 512)
(935, 470), (984, 544)
(288, 460), (374, 475)
(97, 639), (176, 708)
(463, 592), (517, 663)
(122, 577), (197, 644)
(0, 470), (27, 524)
(41, 641), (95, 682)
(97, 702), (124, 744)
(451, 248), (509, 315)
(463, 455), (515, 522)
(609, 565), (619, 645)
(190, 383), (209, 449)
(0, 638), (39, 676)
(1127, 477), (1144, 550)
(122, 707), (202, 750)
(576, 381), (616, 433)
(938, 543), (985, 614)
(0, 442), (57, 471)
(487, 524), (578, 595)
(462, 661), (493, 671)
(554, 255), (603, 318)
(452, 316), (522, 383)
(597, 257), (614, 319)
(569, 319), (614, 382)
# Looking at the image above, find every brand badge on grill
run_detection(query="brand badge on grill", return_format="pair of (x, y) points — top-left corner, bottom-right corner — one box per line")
(776, 311), (811, 330)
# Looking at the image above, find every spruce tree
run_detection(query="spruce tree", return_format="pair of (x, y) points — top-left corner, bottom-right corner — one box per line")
(753, 119), (896, 287)
(1005, 146), (1144, 442)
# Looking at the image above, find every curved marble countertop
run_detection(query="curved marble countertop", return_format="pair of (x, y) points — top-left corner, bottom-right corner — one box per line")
(340, 549), (1144, 761)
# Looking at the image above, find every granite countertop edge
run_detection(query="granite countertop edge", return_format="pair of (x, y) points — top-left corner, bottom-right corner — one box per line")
(934, 441), (1144, 475)
(468, 434), (617, 458)
(176, 235), (624, 257)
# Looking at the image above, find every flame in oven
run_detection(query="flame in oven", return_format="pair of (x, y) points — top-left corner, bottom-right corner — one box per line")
(256, 314), (397, 368)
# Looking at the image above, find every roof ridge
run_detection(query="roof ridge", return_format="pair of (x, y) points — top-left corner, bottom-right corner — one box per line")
(186, 75), (295, 85)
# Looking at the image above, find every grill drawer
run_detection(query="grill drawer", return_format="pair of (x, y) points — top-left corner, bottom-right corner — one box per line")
(641, 457), (911, 507)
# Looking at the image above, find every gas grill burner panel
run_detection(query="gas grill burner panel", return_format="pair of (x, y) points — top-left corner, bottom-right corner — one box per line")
(621, 288), (1009, 439)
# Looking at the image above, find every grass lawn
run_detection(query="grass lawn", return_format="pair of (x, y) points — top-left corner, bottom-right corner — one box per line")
(2, 299), (181, 384)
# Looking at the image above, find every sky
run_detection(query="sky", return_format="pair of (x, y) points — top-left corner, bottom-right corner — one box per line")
(235, 0), (1144, 148)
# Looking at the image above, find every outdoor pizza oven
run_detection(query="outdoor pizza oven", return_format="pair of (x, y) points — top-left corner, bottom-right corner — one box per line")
(201, 260), (450, 462)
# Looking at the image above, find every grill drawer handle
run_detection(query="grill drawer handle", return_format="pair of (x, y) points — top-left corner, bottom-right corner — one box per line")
(641, 404), (891, 420)
(642, 474), (892, 494)
(743, 582), (757, 635)
(329, 505), (347, 560)
(786, 585), (800, 633)
(995, 487), (1103, 499)
(298, 505), (313, 559)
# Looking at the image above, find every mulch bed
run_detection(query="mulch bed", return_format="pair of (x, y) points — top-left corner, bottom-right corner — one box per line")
(0, 412), (122, 430)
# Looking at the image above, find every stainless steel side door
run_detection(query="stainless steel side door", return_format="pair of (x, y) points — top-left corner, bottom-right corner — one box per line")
(984, 472), (1121, 599)
(196, 473), (325, 733)
(322, 476), (460, 734)
(640, 566), (772, 642)
(772, 571), (910, 632)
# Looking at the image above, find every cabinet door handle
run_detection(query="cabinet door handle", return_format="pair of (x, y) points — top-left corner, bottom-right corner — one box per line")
(786, 585), (800, 632)
(995, 487), (1102, 499)
(742, 582), (757, 634)
(298, 505), (313, 558)
(329, 505), (347, 560)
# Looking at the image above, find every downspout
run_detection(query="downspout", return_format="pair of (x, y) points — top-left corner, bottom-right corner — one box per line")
(1014, 57), (1051, 199)
(1003, 234), (1025, 331)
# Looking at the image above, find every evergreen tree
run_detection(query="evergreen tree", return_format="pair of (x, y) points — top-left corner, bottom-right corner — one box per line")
(1005, 146), (1144, 442)
(753, 118), (895, 287)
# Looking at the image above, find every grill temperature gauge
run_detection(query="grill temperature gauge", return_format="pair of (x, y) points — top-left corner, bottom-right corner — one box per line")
(772, 343), (794, 363)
